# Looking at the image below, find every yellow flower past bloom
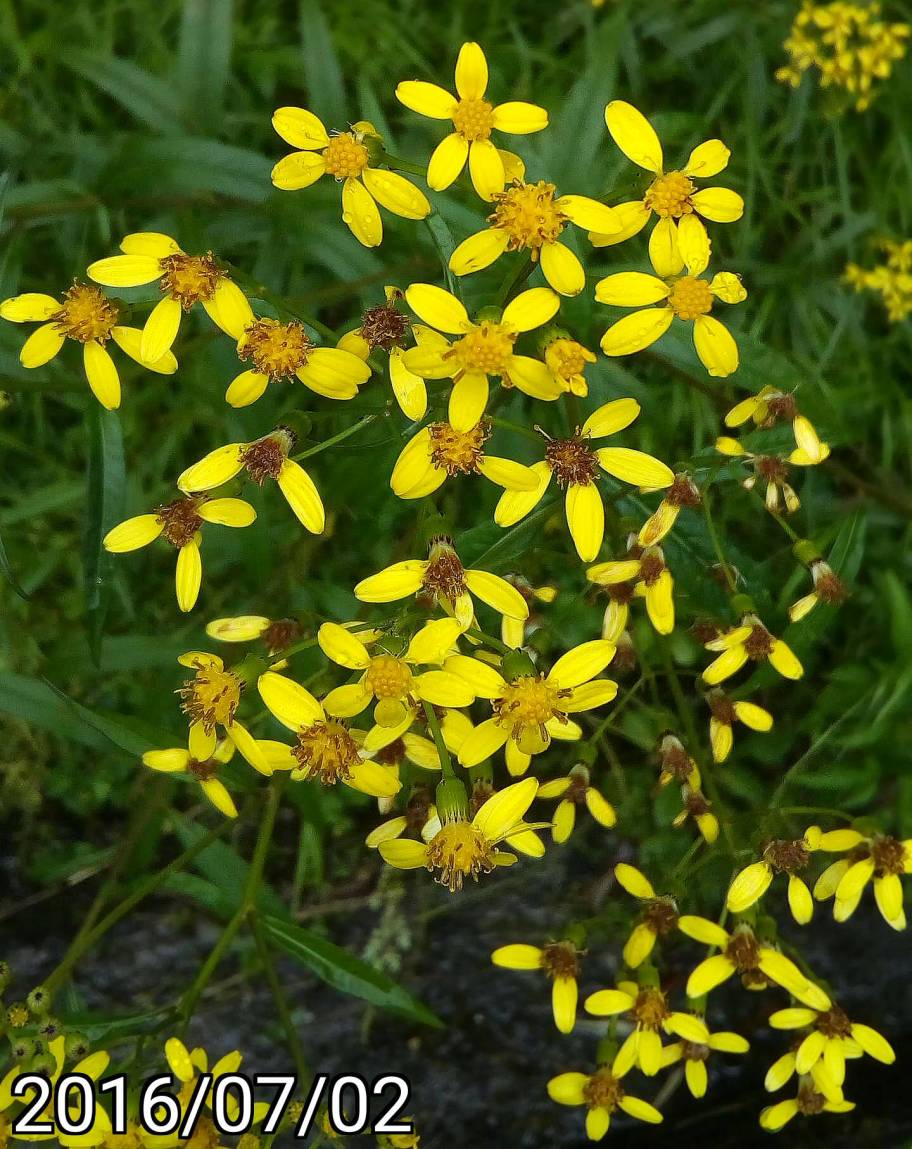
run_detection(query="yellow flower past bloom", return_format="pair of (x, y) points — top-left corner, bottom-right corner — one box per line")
(789, 559), (848, 622)
(543, 335), (597, 396)
(705, 688), (774, 763)
(450, 178), (619, 296)
(491, 940), (581, 1034)
(537, 764), (617, 843)
(338, 288), (429, 420)
(547, 1056), (662, 1141)
(6, 1035), (111, 1148)
(104, 494), (256, 612)
(271, 112), (430, 247)
(726, 826), (822, 924)
(593, 100), (743, 250)
(812, 830), (912, 929)
(586, 983), (710, 1077)
(495, 399), (674, 563)
(759, 1078), (854, 1132)
(613, 862), (680, 969)
(659, 1024), (750, 1099)
(637, 472), (701, 547)
(702, 613), (803, 685)
(672, 784), (719, 845)
(587, 543), (676, 635)
(656, 732), (701, 788)
(0, 283), (177, 409)
(396, 41), (548, 201)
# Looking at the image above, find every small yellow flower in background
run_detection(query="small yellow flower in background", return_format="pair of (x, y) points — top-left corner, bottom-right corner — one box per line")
(613, 863), (679, 968)
(354, 536), (529, 632)
(538, 764), (616, 842)
(586, 982), (710, 1077)
(790, 559), (848, 622)
(257, 670), (400, 798)
(678, 917), (830, 1008)
(706, 688), (773, 762)
(768, 1003), (895, 1097)
(377, 1121), (421, 1149)
(450, 178), (619, 296)
(656, 732), (701, 788)
(846, 237), (912, 321)
(813, 829), (911, 929)
(491, 939), (581, 1034)
(177, 428), (324, 535)
(396, 41), (548, 201)
(759, 1080), (854, 1132)
(716, 432), (828, 512)
(206, 615), (303, 656)
(659, 1023), (749, 1098)
(638, 472), (701, 547)
(366, 785), (438, 847)
(726, 827), (821, 924)
(500, 578), (557, 649)
(542, 333), (597, 396)
(593, 100), (743, 251)
(454, 640), (618, 774)
(104, 493), (256, 612)
(725, 386), (830, 463)
(596, 225), (746, 377)
(389, 417), (539, 501)
(337, 288), (427, 420)
(402, 283), (561, 430)
(672, 785), (718, 844)
(547, 1057), (663, 1140)
(87, 232), (253, 361)
(587, 543), (676, 635)
(702, 613), (803, 684)
(494, 399), (675, 563)
(378, 777), (541, 891)
(0, 283), (177, 409)
(271, 112), (430, 247)
(226, 315), (370, 408)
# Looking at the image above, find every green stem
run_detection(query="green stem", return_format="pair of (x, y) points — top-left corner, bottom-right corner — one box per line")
(226, 266), (337, 342)
(422, 699), (455, 777)
(379, 150), (427, 177)
(496, 254), (536, 307)
(292, 414), (378, 461)
(465, 626), (512, 656)
(250, 911), (311, 1083)
(702, 490), (737, 592)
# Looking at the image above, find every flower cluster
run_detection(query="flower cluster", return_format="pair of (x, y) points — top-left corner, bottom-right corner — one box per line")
(845, 237), (912, 321)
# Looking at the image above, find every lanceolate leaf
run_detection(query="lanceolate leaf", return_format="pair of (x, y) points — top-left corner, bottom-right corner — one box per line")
(84, 405), (125, 664)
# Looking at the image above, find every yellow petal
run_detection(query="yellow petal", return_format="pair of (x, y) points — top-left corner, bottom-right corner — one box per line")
(448, 371), (489, 431)
(732, 700), (773, 730)
(649, 216), (685, 278)
(684, 139), (731, 177)
(491, 943), (542, 969)
(547, 1072), (587, 1106)
(83, 341), (121, 409)
(600, 308), (673, 356)
(556, 194), (618, 233)
(20, 322), (65, 368)
(691, 186), (744, 222)
(226, 369), (269, 407)
(444, 654), (507, 698)
(0, 293), (60, 321)
(104, 514), (163, 552)
(143, 748), (191, 772)
(644, 570), (675, 635)
(258, 671), (323, 730)
(677, 914), (728, 946)
(175, 540), (202, 613)
(378, 839), (428, 869)
(605, 100), (663, 172)
(686, 953), (734, 997)
(361, 167), (430, 220)
(197, 497), (256, 527)
(206, 278), (255, 340)
(702, 644), (749, 684)
(324, 682), (372, 718)
(788, 874), (814, 924)
(581, 397), (641, 438)
(564, 483), (603, 562)
(589, 199), (651, 247)
(473, 777), (538, 840)
(539, 241), (585, 296)
(850, 1023), (896, 1064)
(449, 228), (510, 275)
(405, 283), (469, 333)
(457, 717), (510, 768)
(206, 615), (270, 642)
(476, 454), (539, 491)
(86, 254), (161, 287)
(726, 861), (773, 912)
(277, 459), (325, 533)
(355, 560), (426, 603)
(585, 787), (617, 826)
(120, 231), (181, 258)
(596, 447), (674, 487)
(427, 132), (469, 191)
(227, 721), (273, 776)
(455, 41), (488, 100)
(342, 177), (382, 247)
(178, 444), (245, 493)
(271, 106), (329, 149)
(552, 976), (578, 1034)
(388, 346), (427, 420)
(709, 271), (747, 304)
(676, 214), (710, 277)
(405, 617), (463, 664)
(200, 777), (238, 818)
(271, 150), (327, 190)
(141, 296), (182, 363)
(493, 459), (551, 524)
(318, 621), (372, 669)
(693, 314), (739, 378)
(395, 80), (457, 119)
(595, 272), (669, 307)
(110, 325), (176, 374)
(468, 138), (505, 201)
(414, 670), (474, 708)
(491, 101), (548, 134)
(464, 569), (528, 620)
(768, 638), (803, 680)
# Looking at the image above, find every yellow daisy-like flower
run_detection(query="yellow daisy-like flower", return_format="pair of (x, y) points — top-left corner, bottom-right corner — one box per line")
(450, 178), (619, 296)
(705, 688), (773, 763)
(593, 101), (743, 252)
(586, 543), (676, 635)
(366, 784), (439, 847)
(103, 494), (256, 613)
(715, 436), (819, 514)
(453, 640), (618, 775)
(725, 387), (831, 464)
(396, 41), (548, 201)
(547, 1057), (662, 1142)
(659, 1023), (750, 1098)
(672, 785), (719, 845)
(726, 827), (822, 924)
(543, 334), (597, 396)
(656, 733), (701, 789)
(271, 113), (430, 248)
(702, 613), (803, 685)
(389, 417), (539, 501)
(177, 427), (324, 535)
(163, 1037), (270, 1136)
(759, 1077), (854, 1133)
(585, 982), (710, 1077)
(337, 288), (428, 420)
(10, 1035), (111, 1147)
(402, 283), (562, 430)
(678, 918), (831, 1008)
(0, 283), (177, 409)
(225, 315), (371, 408)
(494, 399), (675, 563)
(87, 232), (254, 362)
(378, 776), (540, 892)
(813, 829), (911, 929)
(537, 764), (616, 843)
(613, 863), (680, 969)
(492, 940), (581, 1034)
(789, 559), (848, 622)
(354, 536), (529, 631)
(500, 578), (557, 649)
(638, 472), (701, 547)
(596, 225), (746, 378)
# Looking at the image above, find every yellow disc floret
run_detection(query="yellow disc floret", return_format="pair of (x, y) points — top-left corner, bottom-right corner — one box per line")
(293, 720), (360, 784)
(179, 665), (243, 732)
(494, 674), (569, 737)
(238, 318), (313, 378)
(668, 276), (714, 320)
(322, 132), (369, 179)
(645, 171), (696, 218)
(448, 322), (516, 375)
(428, 419), (490, 474)
(158, 253), (222, 307)
(451, 98), (495, 141)
(363, 655), (414, 700)
(52, 283), (119, 343)
(424, 820), (498, 892)
(490, 180), (567, 252)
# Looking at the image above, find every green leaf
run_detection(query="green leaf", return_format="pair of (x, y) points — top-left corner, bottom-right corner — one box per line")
(84, 406), (125, 665)
(298, 1), (346, 126)
(0, 524), (29, 600)
(59, 50), (185, 132)
(262, 914), (443, 1029)
(423, 212), (460, 296)
(176, 0), (235, 129)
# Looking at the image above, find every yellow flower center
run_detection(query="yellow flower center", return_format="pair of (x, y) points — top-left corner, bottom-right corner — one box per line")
(322, 132), (369, 179)
(179, 665), (243, 732)
(632, 987), (670, 1030)
(428, 419), (490, 475)
(544, 338), (591, 381)
(451, 98), (495, 141)
(489, 180), (567, 252)
(448, 321), (515, 376)
(582, 1069), (625, 1113)
(238, 318), (313, 378)
(363, 654), (413, 699)
(293, 719), (360, 784)
(240, 430), (294, 483)
(544, 435), (600, 487)
(645, 170), (696, 218)
(668, 275), (713, 320)
(724, 926), (761, 973)
(52, 283), (119, 343)
(493, 674), (568, 736)
(871, 835), (907, 876)
(155, 495), (205, 547)
(540, 941), (579, 980)
(424, 820), (497, 892)
(158, 252), (222, 307)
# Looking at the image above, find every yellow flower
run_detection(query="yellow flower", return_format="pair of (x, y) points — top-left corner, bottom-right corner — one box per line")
(638, 472), (701, 547)
(593, 101), (743, 251)
(543, 335), (597, 396)
(492, 940), (581, 1034)
(813, 829), (911, 929)
(205, 616), (304, 663)
(396, 41), (548, 201)
(612, 863), (680, 969)
(845, 237), (912, 320)
(401, 283), (562, 430)
(656, 732), (701, 788)
(596, 227), (746, 378)
(726, 827), (821, 924)
(586, 543), (675, 635)
(354, 536), (529, 631)
(547, 1057), (662, 1141)
(389, 417), (539, 501)
(537, 764), (617, 842)
(725, 387), (831, 463)
(678, 917), (831, 1008)
(659, 1023), (749, 1098)
(104, 494), (256, 613)
(177, 428), (324, 535)
(454, 641), (618, 774)
(271, 113), (430, 247)
(450, 179), (619, 296)
(163, 1038), (270, 1139)
(10, 1035), (111, 1147)
(672, 785), (719, 844)
(759, 1078), (854, 1132)
(705, 688), (773, 763)
(378, 777), (540, 891)
(337, 288), (427, 420)
(0, 283), (177, 409)
(789, 560), (848, 622)
(495, 399), (674, 563)
(500, 578), (557, 649)
(702, 613), (803, 685)
(87, 232), (253, 362)
(586, 982), (709, 1077)
(366, 785), (438, 847)
(715, 436), (826, 513)
(226, 315), (370, 408)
